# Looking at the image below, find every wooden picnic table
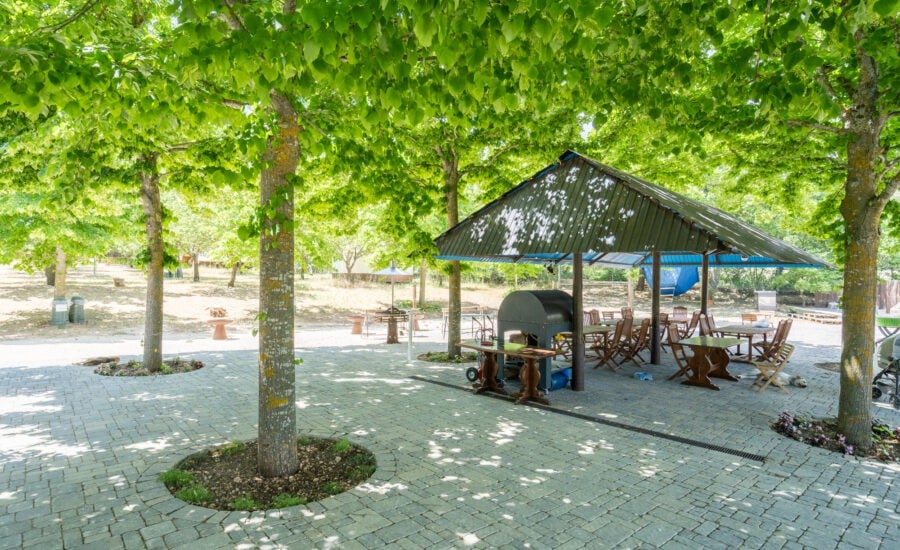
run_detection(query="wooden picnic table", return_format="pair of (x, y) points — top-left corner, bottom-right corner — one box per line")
(676, 336), (744, 391)
(554, 325), (614, 360)
(714, 324), (776, 362)
(460, 340), (558, 405)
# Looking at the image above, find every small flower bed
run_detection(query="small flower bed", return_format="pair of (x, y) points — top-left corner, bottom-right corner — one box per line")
(772, 412), (900, 462)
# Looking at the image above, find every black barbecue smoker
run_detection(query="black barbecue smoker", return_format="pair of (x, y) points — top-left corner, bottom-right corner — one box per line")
(497, 289), (573, 391)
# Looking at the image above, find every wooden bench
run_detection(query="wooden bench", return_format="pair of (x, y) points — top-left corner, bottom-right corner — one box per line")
(786, 307), (841, 324)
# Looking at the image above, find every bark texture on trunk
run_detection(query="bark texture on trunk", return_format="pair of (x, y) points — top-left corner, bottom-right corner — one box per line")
(54, 246), (67, 299)
(228, 261), (242, 288)
(419, 258), (427, 305)
(258, 91), (300, 477)
(439, 146), (462, 358)
(140, 155), (164, 373)
(836, 35), (890, 450)
(192, 252), (200, 281)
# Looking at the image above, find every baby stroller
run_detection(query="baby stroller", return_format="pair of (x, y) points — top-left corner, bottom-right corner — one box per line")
(872, 336), (900, 409)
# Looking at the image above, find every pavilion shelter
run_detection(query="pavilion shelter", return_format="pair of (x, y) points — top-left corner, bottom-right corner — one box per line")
(434, 150), (831, 391)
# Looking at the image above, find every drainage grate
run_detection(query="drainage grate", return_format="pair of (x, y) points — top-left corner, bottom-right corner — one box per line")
(409, 375), (767, 463)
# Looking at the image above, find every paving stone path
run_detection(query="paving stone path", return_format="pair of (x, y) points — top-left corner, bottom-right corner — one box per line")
(1, 320), (898, 549)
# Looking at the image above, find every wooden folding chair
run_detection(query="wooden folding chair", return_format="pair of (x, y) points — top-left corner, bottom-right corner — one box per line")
(679, 310), (701, 338)
(621, 306), (633, 319)
(588, 309), (600, 325)
(751, 343), (795, 392)
(753, 318), (792, 361)
(618, 318), (651, 367)
(596, 317), (633, 370)
(601, 310), (616, 321)
(593, 318), (623, 369)
(741, 313), (758, 325)
(666, 321), (692, 380)
(672, 306), (688, 323)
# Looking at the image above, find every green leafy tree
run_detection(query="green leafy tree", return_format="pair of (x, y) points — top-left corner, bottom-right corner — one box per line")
(638, 2), (898, 449)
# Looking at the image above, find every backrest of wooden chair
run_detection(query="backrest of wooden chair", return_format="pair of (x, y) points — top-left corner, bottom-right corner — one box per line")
(634, 318), (651, 344)
(667, 321), (689, 363)
(666, 321), (682, 346)
(583, 311), (594, 326)
(776, 342), (795, 365)
(621, 306), (633, 319)
(684, 310), (701, 337)
(672, 306), (688, 322)
(589, 309), (600, 325)
(742, 313), (757, 325)
(772, 318), (793, 347)
(657, 312), (669, 340)
(619, 316), (633, 343)
(602, 310), (616, 320)
(707, 314), (718, 332)
(608, 319), (626, 349)
(699, 314), (712, 336)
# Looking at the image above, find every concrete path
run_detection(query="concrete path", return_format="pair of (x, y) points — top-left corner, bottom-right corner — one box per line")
(1, 318), (898, 549)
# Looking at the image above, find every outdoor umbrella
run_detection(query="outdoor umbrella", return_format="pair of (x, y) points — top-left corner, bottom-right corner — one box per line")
(373, 261), (410, 311)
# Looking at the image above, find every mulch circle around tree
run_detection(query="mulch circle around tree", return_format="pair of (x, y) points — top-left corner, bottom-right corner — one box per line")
(91, 357), (204, 376)
(772, 412), (900, 463)
(160, 437), (377, 511)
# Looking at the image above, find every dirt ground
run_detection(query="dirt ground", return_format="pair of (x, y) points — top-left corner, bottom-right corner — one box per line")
(0, 263), (519, 341)
(0, 262), (769, 344)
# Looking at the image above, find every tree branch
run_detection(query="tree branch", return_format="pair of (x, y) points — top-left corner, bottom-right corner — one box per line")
(34, 0), (101, 34)
(873, 170), (900, 213)
(166, 141), (203, 153)
(459, 143), (519, 177)
(220, 0), (248, 32)
(785, 120), (847, 135)
(299, 111), (329, 138)
(223, 98), (250, 110)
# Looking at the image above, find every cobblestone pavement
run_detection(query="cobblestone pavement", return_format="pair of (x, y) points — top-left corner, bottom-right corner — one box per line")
(1, 318), (898, 549)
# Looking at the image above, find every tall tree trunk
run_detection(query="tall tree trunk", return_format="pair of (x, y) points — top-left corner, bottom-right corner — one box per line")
(228, 261), (242, 288)
(419, 258), (427, 305)
(192, 252), (200, 281)
(140, 155), (164, 373)
(54, 246), (67, 298)
(258, 91), (300, 477)
(837, 37), (890, 450)
(440, 146), (462, 358)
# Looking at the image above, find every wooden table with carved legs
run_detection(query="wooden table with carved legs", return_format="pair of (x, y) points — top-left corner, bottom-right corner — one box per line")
(460, 341), (557, 405)
(677, 336), (744, 390)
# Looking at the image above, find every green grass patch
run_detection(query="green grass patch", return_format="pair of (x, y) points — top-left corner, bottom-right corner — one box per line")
(330, 438), (352, 453)
(272, 493), (307, 508)
(158, 469), (195, 489)
(217, 441), (246, 456)
(230, 495), (259, 511)
(176, 485), (214, 504)
(322, 481), (342, 495)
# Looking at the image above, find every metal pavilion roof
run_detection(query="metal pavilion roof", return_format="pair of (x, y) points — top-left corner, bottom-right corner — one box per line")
(434, 150), (831, 269)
